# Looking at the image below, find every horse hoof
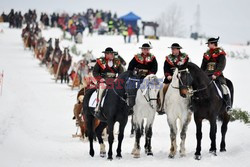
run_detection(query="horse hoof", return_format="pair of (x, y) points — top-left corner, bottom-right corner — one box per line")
(194, 155), (201, 160)
(107, 156), (113, 161)
(133, 154), (140, 158)
(220, 148), (226, 152)
(100, 152), (106, 158)
(180, 154), (186, 158)
(116, 155), (122, 159)
(89, 150), (95, 157)
(147, 152), (153, 156)
(168, 154), (175, 159)
(209, 150), (217, 156)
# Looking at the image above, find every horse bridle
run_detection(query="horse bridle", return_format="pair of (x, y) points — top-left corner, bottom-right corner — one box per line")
(140, 80), (158, 109)
(112, 77), (140, 105)
(175, 68), (213, 95)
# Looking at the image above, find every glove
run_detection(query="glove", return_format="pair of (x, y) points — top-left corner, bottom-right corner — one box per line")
(212, 75), (217, 80)
(99, 78), (105, 83)
(167, 76), (172, 81)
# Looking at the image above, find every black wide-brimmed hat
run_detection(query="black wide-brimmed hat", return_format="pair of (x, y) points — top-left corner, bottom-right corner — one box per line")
(102, 47), (117, 54)
(139, 43), (152, 49)
(168, 43), (182, 49)
(206, 37), (220, 44)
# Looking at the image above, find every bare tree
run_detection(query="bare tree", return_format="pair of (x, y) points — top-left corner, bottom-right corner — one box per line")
(156, 4), (186, 37)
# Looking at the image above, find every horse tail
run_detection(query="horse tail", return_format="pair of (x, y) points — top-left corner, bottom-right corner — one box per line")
(226, 78), (234, 107)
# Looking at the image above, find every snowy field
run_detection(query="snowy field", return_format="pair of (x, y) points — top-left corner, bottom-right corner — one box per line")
(0, 23), (250, 167)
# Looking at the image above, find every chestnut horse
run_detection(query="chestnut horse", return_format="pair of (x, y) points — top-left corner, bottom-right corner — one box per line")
(58, 47), (72, 83)
(34, 37), (47, 61)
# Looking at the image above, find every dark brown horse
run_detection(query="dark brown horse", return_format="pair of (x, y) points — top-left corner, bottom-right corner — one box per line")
(26, 30), (37, 50)
(59, 47), (72, 83)
(177, 62), (234, 160)
(52, 38), (62, 76)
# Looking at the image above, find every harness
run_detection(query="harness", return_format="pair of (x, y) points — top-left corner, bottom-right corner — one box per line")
(172, 68), (213, 95)
(139, 81), (158, 109)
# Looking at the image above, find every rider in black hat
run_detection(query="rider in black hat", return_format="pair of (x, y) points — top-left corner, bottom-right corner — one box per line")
(158, 43), (189, 114)
(128, 43), (158, 78)
(201, 37), (231, 111)
(93, 47), (124, 117)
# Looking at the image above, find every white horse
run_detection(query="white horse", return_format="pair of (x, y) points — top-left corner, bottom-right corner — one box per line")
(164, 69), (192, 158)
(82, 50), (94, 63)
(131, 74), (160, 158)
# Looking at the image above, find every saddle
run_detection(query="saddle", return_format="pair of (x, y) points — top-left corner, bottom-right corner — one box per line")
(213, 81), (231, 99)
(88, 90), (108, 121)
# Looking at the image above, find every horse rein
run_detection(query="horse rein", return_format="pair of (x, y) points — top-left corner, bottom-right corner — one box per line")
(171, 68), (213, 95)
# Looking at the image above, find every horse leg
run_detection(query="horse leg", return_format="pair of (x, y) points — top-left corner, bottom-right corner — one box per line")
(116, 119), (127, 159)
(107, 121), (115, 160)
(141, 119), (144, 136)
(60, 73), (63, 84)
(66, 72), (70, 84)
(167, 118), (177, 158)
(194, 116), (202, 160)
(209, 117), (217, 156)
(144, 124), (153, 156)
(220, 112), (230, 152)
(130, 115), (135, 137)
(179, 113), (192, 157)
(95, 122), (108, 157)
(132, 123), (142, 158)
(86, 114), (95, 157)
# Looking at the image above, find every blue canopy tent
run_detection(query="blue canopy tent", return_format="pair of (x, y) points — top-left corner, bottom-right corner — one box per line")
(119, 12), (141, 27)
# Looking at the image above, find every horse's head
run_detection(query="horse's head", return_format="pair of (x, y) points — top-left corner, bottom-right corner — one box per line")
(177, 65), (193, 98)
(140, 74), (161, 109)
(63, 47), (70, 60)
(119, 71), (141, 109)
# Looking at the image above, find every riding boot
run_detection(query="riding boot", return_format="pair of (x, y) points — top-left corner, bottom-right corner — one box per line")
(221, 84), (231, 111)
(157, 84), (169, 115)
(94, 83), (106, 118)
(223, 94), (231, 111)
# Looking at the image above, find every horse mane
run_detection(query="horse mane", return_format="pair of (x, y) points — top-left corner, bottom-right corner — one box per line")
(187, 62), (210, 83)
(186, 62), (212, 98)
(117, 70), (133, 80)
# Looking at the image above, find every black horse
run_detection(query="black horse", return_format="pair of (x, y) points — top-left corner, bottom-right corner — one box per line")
(177, 62), (234, 160)
(83, 71), (139, 160)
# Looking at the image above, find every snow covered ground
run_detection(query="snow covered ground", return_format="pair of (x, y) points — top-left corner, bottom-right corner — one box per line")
(0, 24), (250, 167)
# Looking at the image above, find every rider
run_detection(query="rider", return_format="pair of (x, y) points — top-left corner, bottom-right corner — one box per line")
(128, 43), (158, 78)
(93, 47), (124, 117)
(158, 43), (189, 114)
(201, 37), (231, 111)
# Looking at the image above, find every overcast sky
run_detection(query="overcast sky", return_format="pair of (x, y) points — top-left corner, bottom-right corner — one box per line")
(1, 0), (250, 44)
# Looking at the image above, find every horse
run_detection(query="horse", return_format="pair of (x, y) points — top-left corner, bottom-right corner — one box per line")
(34, 37), (47, 61)
(26, 30), (37, 50)
(164, 69), (192, 158)
(73, 88), (101, 139)
(131, 74), (160, 158)
(176, 62), (234, 160)
(82, 50), (95, 64)
(69, 59), (91, 89)
(51, 38), (62, 76)
(40, 38), (54, 66)
(58, 47), (72, 83)
(82, 71), (139, 160)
